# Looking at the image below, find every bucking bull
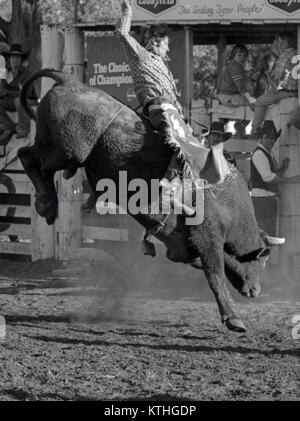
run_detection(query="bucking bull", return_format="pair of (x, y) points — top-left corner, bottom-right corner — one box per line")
(18, 69), (277, 333)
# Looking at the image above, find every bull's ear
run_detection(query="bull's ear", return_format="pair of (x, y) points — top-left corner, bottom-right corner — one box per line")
(255, 247), (270, 260)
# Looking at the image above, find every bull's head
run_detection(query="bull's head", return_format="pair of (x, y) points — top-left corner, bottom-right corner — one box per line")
(224, 246), (270, 299)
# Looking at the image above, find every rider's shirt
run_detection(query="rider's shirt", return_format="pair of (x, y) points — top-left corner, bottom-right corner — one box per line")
(116, 8), (181, 108)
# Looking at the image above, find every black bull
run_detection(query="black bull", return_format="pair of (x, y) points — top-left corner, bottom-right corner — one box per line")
(18, 69), (272, 333)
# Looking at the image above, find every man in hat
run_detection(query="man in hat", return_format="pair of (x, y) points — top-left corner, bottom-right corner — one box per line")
(250, 120), (300, 242)
(206, 121), (232, 146)
(0, 44), (38, 143)
(205, 121), (237, 167)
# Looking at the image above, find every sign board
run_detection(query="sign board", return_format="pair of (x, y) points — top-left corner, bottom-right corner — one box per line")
(87, 37), (139, 108)
(87, 31), (187, 108)
(131, 0), (300, 22)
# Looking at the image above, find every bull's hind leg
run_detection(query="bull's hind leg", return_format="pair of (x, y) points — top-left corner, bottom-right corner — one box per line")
(200, 247), (246, 333)
(18, 146), (58, 224)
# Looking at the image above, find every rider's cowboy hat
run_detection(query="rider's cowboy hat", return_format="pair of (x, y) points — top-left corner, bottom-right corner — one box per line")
(204, 121), (232, 142)
(257, 120), (281, 139)
(4, 44), (28, 60)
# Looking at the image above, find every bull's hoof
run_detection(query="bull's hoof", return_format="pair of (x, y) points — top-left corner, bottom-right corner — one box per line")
(225, 317), (246, 333)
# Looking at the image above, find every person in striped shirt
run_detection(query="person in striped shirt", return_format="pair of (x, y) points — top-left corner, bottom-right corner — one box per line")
(218, 44), (256, 107)
(217, 44), (256, 138)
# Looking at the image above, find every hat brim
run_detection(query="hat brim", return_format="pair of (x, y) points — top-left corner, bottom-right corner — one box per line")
(223, 132), (232, 142)
(3, 51), (28, 60)
(208, 130), (232, 142)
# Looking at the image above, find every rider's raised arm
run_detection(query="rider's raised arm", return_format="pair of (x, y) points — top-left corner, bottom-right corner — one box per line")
(118, 0), (132, 36)
(116, 0), (148, 61)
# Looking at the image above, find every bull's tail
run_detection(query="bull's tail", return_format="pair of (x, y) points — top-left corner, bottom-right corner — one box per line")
(20, 68), (66, 121)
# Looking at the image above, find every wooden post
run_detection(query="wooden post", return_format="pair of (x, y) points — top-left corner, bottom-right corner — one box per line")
(55, 27), (84, 261)
(217, 34), (226, 92)
(31, 25), (63, 261)
(183, 26), (193, 120)
(41, 25), (63, 96)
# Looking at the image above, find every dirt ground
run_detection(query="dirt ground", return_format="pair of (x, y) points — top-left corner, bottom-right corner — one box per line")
(0, 257), (299, 401)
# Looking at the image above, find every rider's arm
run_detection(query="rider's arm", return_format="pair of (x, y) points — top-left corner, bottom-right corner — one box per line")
(116, 0), (148, 60)
(118, 0), (132, 37)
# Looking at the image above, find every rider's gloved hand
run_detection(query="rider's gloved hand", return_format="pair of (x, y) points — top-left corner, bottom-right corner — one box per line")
(122, 0), (132, 13)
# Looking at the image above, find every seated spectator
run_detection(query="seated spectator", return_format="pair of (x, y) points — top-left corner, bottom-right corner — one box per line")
(217, 44), (256, 138)
(217, 44), (256, 107)
(0, 44), (38, 143)
(251, 52), (277, 99)
(250, 120), (300, 242)
(251, 32), (297, 135)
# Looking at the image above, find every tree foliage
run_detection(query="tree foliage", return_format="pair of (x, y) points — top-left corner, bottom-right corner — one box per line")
(41, 0), (121, 24)
(0, 0), (41, 71)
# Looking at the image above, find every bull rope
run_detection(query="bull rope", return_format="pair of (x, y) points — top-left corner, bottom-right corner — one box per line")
(102, 105), (126, 134)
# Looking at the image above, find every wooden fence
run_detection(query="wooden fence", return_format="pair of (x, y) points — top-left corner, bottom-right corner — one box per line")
(0, 114), (55, 261)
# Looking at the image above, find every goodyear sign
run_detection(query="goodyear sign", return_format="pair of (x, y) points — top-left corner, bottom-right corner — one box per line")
(132, 0), (300, 21)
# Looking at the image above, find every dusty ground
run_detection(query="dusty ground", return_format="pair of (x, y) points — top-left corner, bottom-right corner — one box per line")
(0, 258), (299, 401)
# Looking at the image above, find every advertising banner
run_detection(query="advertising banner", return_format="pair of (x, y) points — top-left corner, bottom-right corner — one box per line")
(87, 37), (139, 108)
(131, 0), (300, 22)
(87, 31), (186, 108)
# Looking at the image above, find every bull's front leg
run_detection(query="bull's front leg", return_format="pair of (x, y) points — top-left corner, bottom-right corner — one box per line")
(200, 248), (246, 333)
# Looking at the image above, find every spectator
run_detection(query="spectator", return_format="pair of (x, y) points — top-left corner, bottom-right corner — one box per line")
(205, 121), (237, 167)
(0, 44), (38, 143)
(251, 52), (277, 99)
(251, 32), (297, 135)
(217, 44), (256, 138)
(205, 121), (232, 146)
(250, 120), (300, 242)
(217, 44), (256, 107)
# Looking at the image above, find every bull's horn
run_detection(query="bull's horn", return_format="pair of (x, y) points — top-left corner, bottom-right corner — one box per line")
(265, 235), (286, 246)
